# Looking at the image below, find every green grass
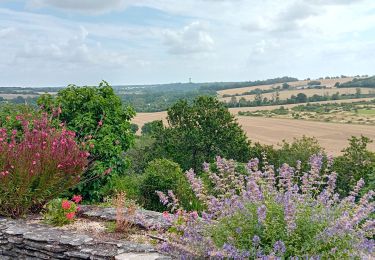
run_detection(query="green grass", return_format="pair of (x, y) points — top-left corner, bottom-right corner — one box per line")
(357, 109), (375, 115)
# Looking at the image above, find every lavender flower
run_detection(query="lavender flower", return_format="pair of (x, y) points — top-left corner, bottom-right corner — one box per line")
(273, 240), (286, 254)
(257, 204), (267, 224)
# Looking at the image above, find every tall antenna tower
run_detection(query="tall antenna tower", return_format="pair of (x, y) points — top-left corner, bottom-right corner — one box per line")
(189, 77), (192, 84)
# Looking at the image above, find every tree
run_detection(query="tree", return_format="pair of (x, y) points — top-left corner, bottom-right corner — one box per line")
(333, 136), (375, 196)
(152, 96), (252, 171)
(38, 81), (136, 201)
(296, 93), (308, 103)
(141, 120), (164, 136)
(130, 123), (139, 134)
(282, 83), (290, 90)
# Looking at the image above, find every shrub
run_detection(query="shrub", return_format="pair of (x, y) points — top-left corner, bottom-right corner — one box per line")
(101, 174), (143, 202)
(140, 159), (199, 212)
(0, 114), (88, 218)
(43, 195), (82, 226)
(158, 156), (374, 259)
(38, 81), (135, 201)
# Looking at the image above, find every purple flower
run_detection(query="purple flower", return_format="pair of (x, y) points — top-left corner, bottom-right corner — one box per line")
(252, 235), (260, 246)
(273, 240), (286, 254)
(257, 205), (267, 224)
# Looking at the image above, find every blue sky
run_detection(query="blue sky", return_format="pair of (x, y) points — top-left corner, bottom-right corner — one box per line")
(0, 0), (374, 87)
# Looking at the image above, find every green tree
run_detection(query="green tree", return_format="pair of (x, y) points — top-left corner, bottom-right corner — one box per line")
(38, 81), (135, 201)
(333, 136), (375, 196)
(141, 120), (164, 136)
(130, 123), (139, 134)
(296, 93), (308, 103)
(152, 96), (251, 171)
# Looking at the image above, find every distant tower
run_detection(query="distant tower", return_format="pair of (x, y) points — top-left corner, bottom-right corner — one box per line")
(189, 77), (192, 84)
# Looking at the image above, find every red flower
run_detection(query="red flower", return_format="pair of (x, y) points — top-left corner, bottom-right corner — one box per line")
(163, 211), (170, 219)
(72, 195), (82, 204)
(65, 212), (75, 220)
(61, 200), (71, 210)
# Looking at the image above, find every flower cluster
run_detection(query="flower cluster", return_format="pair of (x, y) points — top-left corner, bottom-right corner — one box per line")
(0, 113), (88, 217)
(43, 195), (83, 226)
(157, 156), (374, 259)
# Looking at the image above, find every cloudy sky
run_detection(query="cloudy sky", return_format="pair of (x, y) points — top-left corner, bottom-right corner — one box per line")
(0, 0), (374, 87)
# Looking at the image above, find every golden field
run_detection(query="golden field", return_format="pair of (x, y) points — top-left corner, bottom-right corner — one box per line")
(217, 77), (354, 96)
(132, 100), (375, 155)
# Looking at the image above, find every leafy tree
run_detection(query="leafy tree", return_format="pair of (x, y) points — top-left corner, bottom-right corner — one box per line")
(296, 93), (308, 103)
(333, 136), (375, 196)
(152, 96), (252, 171)
(130, 123), (139, 134)
(141, 120), (164, 136)
(38, 81), (135, 201)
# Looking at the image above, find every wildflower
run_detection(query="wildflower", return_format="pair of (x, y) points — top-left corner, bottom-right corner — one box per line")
(252, 235), (260, 246)
(257, 205), (267, 224)
(162, 211), (169, 219)
(61, 200), (71, 210)
(65, 212), (75, 220)
(72, 195), (82, 204)
(273, 240), (286, 254)
(156, 191), (169, 205)
(190, 211), (198, 220)
(98, 120), (103, 126)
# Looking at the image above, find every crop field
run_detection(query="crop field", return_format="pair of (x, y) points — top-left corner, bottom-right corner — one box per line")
(132, 106), (375, 155)
(217, 77), (354, 96)
(220, 87), (374, 102)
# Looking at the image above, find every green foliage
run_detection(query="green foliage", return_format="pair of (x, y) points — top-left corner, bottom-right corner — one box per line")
(334, 135), (375, 196)
(124, 135), (156, 174)
(152, 96), (252, 171)
(338, 76), (375, 88)
(43, 198), (78, 226)
(139, 159), (198, 212)
(130, 123), (139, 134)
(101, 174), (143, 201)
(141, 120), (163, 136)
(37, 81), (136, 201)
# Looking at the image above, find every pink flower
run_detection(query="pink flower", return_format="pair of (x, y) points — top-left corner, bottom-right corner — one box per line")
(163, 211), (170, 219)
(65, 212), (75, 220)
(98, 120), (103, 126)
(72, 195), (82, 204)
(32, 161), (36, 165)
(190, 211), (199, 219)
(103, 168), (112, 175)
(61, 200), (71, 210)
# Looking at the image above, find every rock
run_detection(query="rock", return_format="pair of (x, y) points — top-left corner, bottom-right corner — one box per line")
(79, 205), (170, 230)
(115, 253), (172, 260)
(0, 217), (170, 260)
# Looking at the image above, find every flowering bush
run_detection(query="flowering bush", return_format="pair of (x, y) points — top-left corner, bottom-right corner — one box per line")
(0, 114), (88, 218)
(43, 196), (82, 226)
(157, 155), (374, 259)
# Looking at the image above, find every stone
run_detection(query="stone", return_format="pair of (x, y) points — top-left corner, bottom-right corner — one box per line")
(79, 205), (170, 230)
(0, 217), (171, 259)
(115, 253), (172, 260)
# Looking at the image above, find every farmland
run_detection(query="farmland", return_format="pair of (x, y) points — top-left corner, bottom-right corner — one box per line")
(220, 87), (374, 102)
(218, 77), (354, 96)
(132, 105), (375, 155)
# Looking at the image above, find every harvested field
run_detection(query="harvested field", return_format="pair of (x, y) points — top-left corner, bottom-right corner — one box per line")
(132, 103), (375, 155)
(220, 87), (374, 103)
(229, 97), (375, 113)
(218, 77), (354, 96)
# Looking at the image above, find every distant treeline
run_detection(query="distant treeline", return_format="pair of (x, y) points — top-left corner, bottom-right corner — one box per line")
(338, 76), (375, 88)
(226, 91), (375, 108)
(200, 76), (299, 91)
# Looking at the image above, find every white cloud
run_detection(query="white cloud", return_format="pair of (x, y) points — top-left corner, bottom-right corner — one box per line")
(27, 0), (132, 13)
(163, 21), (214, 55)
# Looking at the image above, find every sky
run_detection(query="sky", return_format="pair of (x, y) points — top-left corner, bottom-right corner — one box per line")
(0, 0), (375, 87)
